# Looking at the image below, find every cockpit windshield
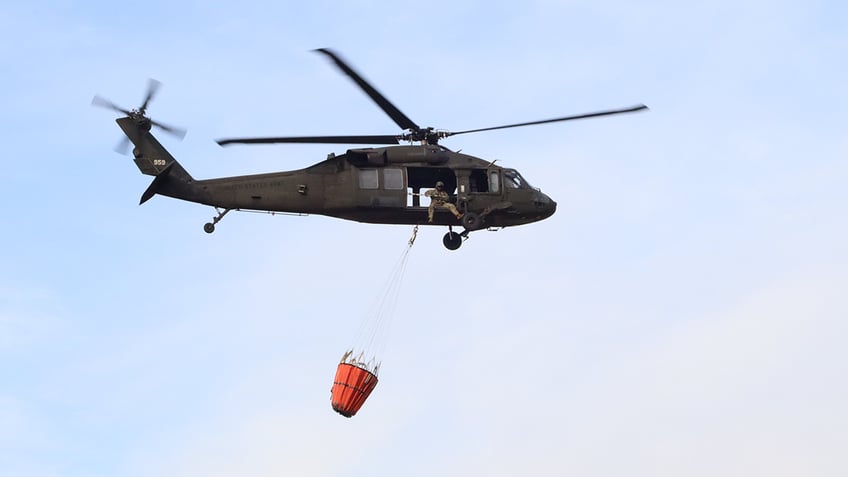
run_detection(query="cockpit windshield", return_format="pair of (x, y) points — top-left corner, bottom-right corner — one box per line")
(504, 169), (532, 189)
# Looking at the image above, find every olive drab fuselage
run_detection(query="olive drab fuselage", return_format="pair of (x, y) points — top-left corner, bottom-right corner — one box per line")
(136, 132), (557, 229)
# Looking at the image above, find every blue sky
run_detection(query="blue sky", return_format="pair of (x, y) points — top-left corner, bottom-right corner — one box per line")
(1, 1), (847, 476)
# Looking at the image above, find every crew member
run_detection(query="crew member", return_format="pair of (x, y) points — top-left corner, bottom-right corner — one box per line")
(424, 181), (463, 223)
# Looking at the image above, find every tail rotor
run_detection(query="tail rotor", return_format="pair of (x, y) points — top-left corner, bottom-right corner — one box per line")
(92, 78), (186, 154)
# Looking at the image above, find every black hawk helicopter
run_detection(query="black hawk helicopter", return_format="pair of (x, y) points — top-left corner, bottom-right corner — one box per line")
(93, 49), (647, 250)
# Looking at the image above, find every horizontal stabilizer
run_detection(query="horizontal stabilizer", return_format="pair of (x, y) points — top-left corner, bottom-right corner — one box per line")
(139, 163), (173, 205)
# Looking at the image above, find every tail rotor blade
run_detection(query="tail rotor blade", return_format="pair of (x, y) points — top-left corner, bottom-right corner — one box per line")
(151, 119), (187, 139)
(113, 136), (131, 155)
(92, 95), (131, 116)
(139, 78), (161, 114)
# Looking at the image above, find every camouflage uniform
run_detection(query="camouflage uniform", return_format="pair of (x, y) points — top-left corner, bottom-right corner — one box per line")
(425, 188), (462, 222)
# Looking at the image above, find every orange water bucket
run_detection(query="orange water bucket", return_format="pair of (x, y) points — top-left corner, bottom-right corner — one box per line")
(331, 362), (379, 418)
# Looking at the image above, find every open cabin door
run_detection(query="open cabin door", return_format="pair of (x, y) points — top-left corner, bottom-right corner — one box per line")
(406, 166), (460, 208)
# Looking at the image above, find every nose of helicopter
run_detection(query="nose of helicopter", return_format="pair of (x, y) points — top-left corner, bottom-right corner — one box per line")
(535, 191), (557, 219)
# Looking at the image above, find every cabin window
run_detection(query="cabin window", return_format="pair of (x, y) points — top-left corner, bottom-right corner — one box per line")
(358, 169), (379, 189)
(470, 169), (489, 193)
(504, 169), (530, 189)
(383, 168), (404, 190)
(489, 171), (500, 193)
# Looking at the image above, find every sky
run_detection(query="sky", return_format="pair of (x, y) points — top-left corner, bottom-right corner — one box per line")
(1, 0), (847, 476)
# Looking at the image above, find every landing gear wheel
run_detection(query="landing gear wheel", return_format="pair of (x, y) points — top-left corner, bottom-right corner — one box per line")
(461, 212), (483, 231)
(443, 231), (462, 250)
(203, 208), (231, 234)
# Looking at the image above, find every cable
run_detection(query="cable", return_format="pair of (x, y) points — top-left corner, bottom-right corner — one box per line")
(345, 226), (418, 375)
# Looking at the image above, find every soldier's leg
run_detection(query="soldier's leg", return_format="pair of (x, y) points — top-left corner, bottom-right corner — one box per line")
(428, 202), (436, 223)
(443, 203), (462, 219)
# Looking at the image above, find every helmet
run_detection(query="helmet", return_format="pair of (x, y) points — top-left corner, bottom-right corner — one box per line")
(435, 181), (445, 188)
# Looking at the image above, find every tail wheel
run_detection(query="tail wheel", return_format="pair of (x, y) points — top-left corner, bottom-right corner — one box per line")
(461, 212), (483, 231)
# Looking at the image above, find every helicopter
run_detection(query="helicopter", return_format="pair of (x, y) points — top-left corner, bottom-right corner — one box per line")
(93, 49), (647, 250)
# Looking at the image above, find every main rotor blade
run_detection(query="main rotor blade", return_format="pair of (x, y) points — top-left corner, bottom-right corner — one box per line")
(217, 134), (401, 146)
(314, 48), (419, 132)
(445, 104), (649, 138)
(91, 95), (131, 116)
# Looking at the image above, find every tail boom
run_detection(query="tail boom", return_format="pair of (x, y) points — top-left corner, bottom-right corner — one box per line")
(116, 116), (200, 205)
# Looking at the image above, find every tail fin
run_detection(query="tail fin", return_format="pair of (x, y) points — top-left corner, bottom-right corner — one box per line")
(116, 117), (196, 205)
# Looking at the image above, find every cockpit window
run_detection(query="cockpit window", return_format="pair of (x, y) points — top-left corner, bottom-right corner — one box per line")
(504, 169), (531, 189)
